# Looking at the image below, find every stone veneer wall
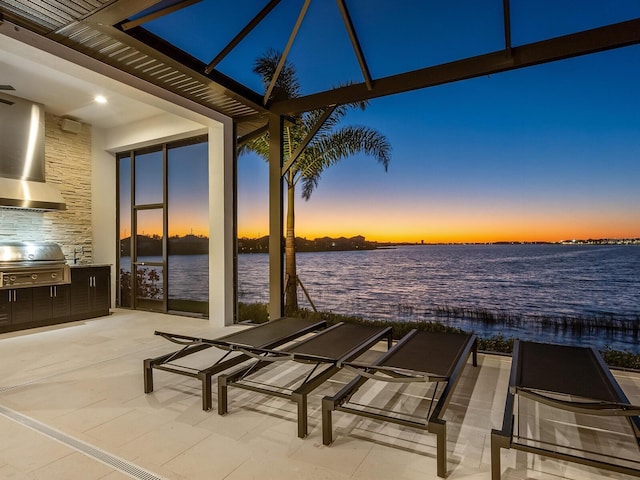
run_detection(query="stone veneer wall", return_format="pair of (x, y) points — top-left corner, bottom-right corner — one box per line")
(0, 113), (93, 264)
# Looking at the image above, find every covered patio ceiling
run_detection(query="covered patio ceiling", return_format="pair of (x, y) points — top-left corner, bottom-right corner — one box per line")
(2, 1), (640, 126)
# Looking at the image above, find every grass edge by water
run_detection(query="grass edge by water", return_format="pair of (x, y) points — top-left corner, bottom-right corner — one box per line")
(238, 302), (640, 370)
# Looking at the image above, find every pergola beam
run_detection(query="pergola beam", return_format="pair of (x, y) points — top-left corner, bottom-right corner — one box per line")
(336, 0), (372, 90)
(121, 0), (202, 31)
(264, 0), (311, 105)
(237, 124), (268, 148)
(205, 0), (282, 73)
(270, 18), (640, 115)
(503, 0), (512, 56)
(281, 106), (336, 176)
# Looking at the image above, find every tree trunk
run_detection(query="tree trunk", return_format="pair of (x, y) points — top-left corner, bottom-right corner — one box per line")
(284, 180), (298, 311)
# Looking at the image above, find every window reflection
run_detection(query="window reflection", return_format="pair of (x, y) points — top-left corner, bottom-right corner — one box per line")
(134, 149), (163, 205)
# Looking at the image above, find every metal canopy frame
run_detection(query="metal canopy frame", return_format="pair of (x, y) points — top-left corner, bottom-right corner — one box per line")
(270, 17), (640, 115)
(3, 1), (640, 318)
(3, 1), (640, 125)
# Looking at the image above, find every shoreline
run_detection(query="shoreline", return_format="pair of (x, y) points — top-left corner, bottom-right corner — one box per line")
(238, 301), (640, 369)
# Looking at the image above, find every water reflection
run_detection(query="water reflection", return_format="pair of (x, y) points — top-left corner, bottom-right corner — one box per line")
(238, 244), (640, 352)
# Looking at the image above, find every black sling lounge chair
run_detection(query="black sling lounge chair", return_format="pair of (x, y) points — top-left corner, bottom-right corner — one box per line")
(143, 316), (326, 411)
(321, 329), (478, 478)
(491, 340), (640, 480)
(217, 322), (393, 438)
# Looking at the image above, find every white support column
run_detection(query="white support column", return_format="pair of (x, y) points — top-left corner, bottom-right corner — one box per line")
(209, 117), (235, 326)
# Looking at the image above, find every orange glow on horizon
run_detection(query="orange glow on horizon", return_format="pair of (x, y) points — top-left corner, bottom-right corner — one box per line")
(238, 210), (640, 244)
(120, 211), (209, 239)
(237, 226), (640, 244)
(128, 192), (640, 244)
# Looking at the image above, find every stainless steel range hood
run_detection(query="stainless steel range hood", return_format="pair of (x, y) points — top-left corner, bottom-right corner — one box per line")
(0, 92), (66, 211)
(0, 177), (66, 210)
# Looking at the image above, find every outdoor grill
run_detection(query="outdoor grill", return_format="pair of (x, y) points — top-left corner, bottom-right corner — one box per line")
(0, 241), (70, 289)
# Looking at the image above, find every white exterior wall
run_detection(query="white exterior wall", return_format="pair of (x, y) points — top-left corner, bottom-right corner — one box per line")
(95, 113), (234, 326)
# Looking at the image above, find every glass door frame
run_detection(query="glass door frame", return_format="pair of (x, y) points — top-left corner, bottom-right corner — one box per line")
(116, 136), (211, 314)
(134, 144), (167, 312)
(117, 145), (169, 313)
(132, 204), (168, 312)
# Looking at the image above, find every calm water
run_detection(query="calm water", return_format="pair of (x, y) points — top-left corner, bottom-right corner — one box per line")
(237, 244), (640, 353)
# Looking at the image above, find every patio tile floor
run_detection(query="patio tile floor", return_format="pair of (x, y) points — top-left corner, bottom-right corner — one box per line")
(1, 309), (638, 480)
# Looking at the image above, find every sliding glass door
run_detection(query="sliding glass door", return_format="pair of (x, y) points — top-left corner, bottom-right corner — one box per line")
(117, 136), (208, 316)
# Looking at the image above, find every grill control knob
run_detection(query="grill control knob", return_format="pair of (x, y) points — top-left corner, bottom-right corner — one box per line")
(9, 275), (16, 282)
(51, 272), (57, 279)
(31, 273), (38, 280)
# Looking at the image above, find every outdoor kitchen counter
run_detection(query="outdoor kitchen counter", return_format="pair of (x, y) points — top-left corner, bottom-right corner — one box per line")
(69, 263), (112, 268)
(1, 264), (111, 334)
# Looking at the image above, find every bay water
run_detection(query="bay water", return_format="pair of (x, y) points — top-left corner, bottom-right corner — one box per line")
(237, 244), (640, 353)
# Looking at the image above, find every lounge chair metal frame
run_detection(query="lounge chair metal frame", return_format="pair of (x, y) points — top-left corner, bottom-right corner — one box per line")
(491, 339), (640, 480)
(217, 322), (393, 438)
(321, 329), (478, 478)
(143, 316), (326, 411)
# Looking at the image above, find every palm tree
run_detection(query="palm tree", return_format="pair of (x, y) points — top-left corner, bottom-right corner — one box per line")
(239, 49), (391, 311)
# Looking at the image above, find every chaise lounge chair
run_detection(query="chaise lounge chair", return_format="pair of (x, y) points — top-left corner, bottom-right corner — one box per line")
(143, 316), (326, 410)
(217, 322), (393, 438)
(321, 329), (478, 478)
(491, 340), (640, 479)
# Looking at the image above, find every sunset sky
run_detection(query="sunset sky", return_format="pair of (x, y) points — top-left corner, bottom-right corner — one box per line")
(144, 1), (640, 243)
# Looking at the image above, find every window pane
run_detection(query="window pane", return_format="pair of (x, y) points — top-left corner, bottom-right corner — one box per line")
(135, 149), (163, 205)
(135, 264), (164, 312)
(237, 151), (270, 321)
(167, 142), (208, 239)
(167, 141), (209, 315)
(136, 208), (163, 257)
(135, 207), (164, 311)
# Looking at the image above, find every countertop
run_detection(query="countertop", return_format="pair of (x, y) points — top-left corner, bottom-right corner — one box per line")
(68, 263), (112, 268)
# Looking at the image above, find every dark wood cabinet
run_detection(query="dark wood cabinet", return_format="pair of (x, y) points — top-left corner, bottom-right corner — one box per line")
(32, 285), (71, 323)
(0, 292), (8, 327)
(0, 288), (34, 326)
(70, 266), (111, 321)
(0, 265), (110, 333)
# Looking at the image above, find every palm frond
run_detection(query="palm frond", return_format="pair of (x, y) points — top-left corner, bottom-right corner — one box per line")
(298, 126), (391, 200)
(254, 48), (301, 102)
(313, 126), (391, 169)
(239, 51), (391, 201)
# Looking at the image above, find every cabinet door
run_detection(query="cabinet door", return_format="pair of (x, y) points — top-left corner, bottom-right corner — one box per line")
(11, 288), (33, 325)
(32, 286), (53, 322)
(26, 286), (71, 324)
(70, 269), (92, 319)
(70, 267), (110, 320)
(92, 267), (111, 315)
(0, 290), (10, 327)
(51, 285), (71, 321)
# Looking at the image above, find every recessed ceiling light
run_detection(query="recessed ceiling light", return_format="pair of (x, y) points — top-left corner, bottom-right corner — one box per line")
(94, 95), (107, 104)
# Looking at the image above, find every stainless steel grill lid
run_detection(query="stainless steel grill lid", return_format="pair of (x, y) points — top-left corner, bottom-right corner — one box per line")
(0, 241), (70, 289)
(0, 241), (66, 263)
